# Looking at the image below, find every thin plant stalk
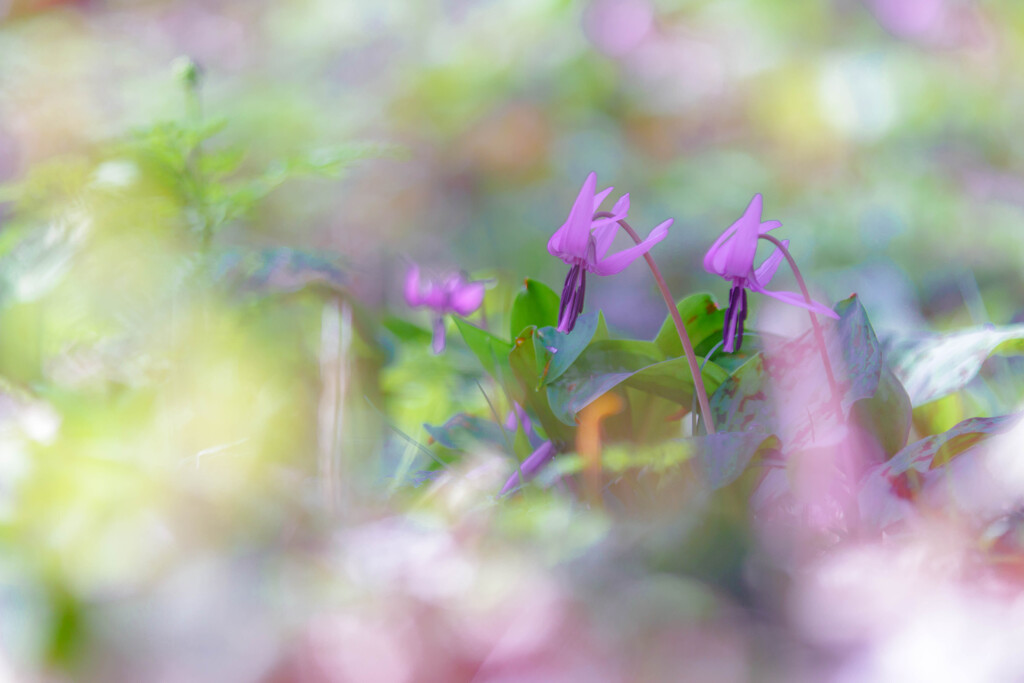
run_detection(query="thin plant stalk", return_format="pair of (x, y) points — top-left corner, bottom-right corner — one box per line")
(593, 212), (716, 434)
(757, 233), (840, 404)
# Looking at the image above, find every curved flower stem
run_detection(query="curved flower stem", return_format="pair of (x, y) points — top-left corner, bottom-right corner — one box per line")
(594, 212), (715, 434)
(757, 233), (840, 405)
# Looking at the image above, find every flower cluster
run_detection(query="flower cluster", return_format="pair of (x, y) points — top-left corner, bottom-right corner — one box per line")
(407, 174), (840, 496)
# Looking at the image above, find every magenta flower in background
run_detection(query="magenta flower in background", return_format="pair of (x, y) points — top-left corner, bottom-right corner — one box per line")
(704, 194), (838, 353)
(548, 172), (672, 333)
(499, 440), (556, 496)
(405, 264), (486, 353)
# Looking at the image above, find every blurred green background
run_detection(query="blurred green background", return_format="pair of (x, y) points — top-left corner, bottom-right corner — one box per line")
(1, 0), (1023, 680)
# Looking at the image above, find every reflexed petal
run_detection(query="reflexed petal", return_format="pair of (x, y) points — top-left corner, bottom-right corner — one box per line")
(589, 218), (670, 276)
(758, 220), (782, 234)
(592, 185), (614, 212)
(753, 239), (788, 286)
(748, 283), (840, 319)
(404, 264), (422, 307)
(448, 280), (485, 316)
(610, 192), (630, 218)
(591, 219), (619, 261)
(500, 440), (557, 496)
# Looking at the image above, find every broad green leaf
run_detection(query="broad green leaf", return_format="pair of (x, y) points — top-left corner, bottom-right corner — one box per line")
(382, 316), (432, 345)
(886, 325), (1024, 406)
(850, 368), (913, 458)
(424, 413), (506, 450)
(881, 413), (1021, 477)
(710, 295), (891, 449)
(532, 311), (600, 388)
(694, 432), (781, 490)
(654, 293), (725, 358)
(546, 340), (726, 425)
(508, 327), (575, 444)
(453, 317), (512, 380)
(859, 412), (1023, 528)
(509, 278), (560, 340)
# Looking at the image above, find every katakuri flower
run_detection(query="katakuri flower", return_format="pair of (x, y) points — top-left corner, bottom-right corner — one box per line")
(548, 172), (672, 333)
(704, 194), (839, 353)
(404, 264), (486, 353)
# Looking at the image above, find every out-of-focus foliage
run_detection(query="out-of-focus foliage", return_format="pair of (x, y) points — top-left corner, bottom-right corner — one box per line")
(3, 1), (1024, 682)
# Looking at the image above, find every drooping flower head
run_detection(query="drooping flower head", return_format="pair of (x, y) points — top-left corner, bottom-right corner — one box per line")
(405, 264), (486, 353)
(704, 194), (839, 353)
(548, 172), (672, 333)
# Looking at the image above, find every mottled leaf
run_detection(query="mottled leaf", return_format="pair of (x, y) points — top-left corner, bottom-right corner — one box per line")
(710, 295), (893, 450)
(694, 432), (782, 490)
(859, 412), (1023, 529)
(885, 325), (1024, 406)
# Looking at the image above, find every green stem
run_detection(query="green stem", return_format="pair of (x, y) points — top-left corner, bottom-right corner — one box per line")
(593, 213), (716, 434)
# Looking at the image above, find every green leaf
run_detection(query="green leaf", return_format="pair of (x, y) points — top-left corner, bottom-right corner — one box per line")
(653, 293), (725, 358)
(424, 413), (506, 450)
(859, 412), (1023, 528)
(508, 327), (575, 445)
(886, 324), (1024, 406)
(694, 432), (781, 490)
(532, 311), (600, 388)
(453, 318), (512, 380)
(509, 278), (560, 340)
(850, 368), (912, 457)
(382, 316), (432, 345)
(710, 295), (891, 449)
(546, 340), (726, 425)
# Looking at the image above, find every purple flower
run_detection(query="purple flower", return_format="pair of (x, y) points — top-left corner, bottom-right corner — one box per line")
(499, 440), (557, 496)
(404, 264), (486, 353)
(548, 172), (671, 333)
(504, 402), (533, 437)
(704, 194), (839, 353)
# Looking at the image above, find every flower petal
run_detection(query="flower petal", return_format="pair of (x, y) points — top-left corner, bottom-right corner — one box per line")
(499, 440), (556, 496)
(431, 316), (447, 353)
(748, 283), (840, 319)
(592, 185), (614, 212)
(752, 238), (788, 286)
(713, 194), (763, 278)
(404, 264), (422, 307)
(610, 192), (630, 218)
(548, 172), (598, 260)
(589, 218), (671, 276)
(759, 220), (782, 234)
(448, 280), (485, 316)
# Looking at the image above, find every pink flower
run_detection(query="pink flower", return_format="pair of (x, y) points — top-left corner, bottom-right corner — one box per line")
(548, 172), (671, 333)
(405, 264), (486, 353)
(704, 194), (838, 352)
